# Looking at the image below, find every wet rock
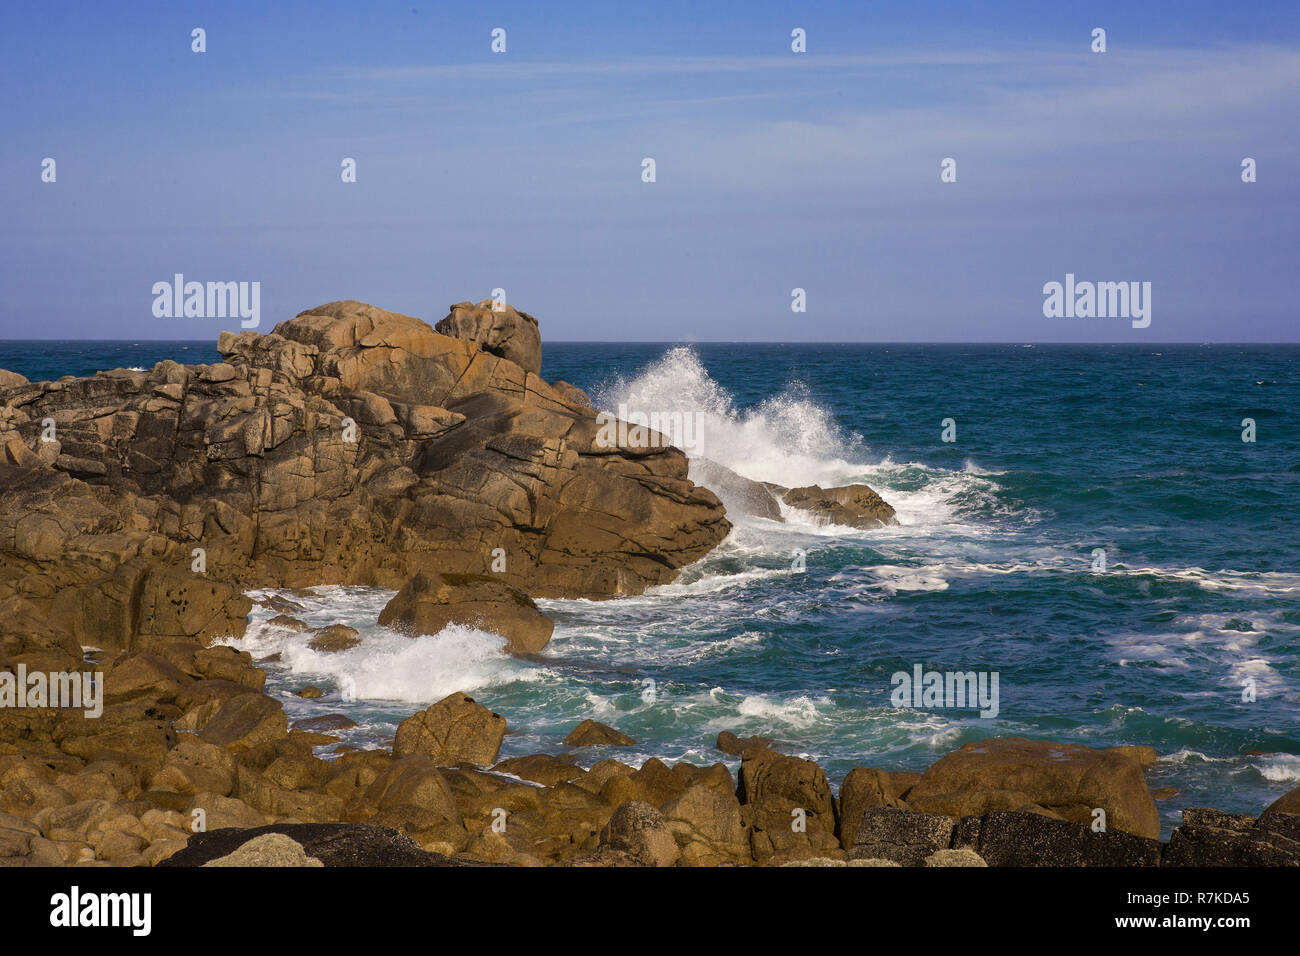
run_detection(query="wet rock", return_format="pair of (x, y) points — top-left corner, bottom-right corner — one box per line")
(779, 483), (896, 529)
(716, 731), (773, 756)
(563, 719), (637, 748)
(291, 714), (358, 733)
(307, 624), (361, 653)
(378, 572), (553, 654)
(690, 459), (783, 521)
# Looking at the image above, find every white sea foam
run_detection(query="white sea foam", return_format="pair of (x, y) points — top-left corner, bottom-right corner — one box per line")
(595, 345), (1015, 538)
(735, 694), (827, 729)
(226, 587), (539, 704)
(1256, 754), (1300, 783)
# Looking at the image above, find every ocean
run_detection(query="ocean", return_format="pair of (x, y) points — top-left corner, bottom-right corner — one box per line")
(3, 339), (1298, 836)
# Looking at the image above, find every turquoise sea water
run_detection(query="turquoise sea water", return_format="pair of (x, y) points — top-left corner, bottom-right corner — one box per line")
(4, 340), (1298, 836)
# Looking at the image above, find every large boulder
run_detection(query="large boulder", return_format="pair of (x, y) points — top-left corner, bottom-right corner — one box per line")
(849, 807), (954, 866)
(201, 832), (324, 867)
(393, 692), (507, 765)
(378, 571), (553, 654)
(903, 737), (1160, 839)
(435, 299), (542, 375)
(662, 784), (749, 865)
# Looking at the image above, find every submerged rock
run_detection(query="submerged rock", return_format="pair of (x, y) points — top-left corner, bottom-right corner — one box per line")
(778, 483), (896, 529)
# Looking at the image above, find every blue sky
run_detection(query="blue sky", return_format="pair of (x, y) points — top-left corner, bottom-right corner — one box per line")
(1, 0), (1297, 342)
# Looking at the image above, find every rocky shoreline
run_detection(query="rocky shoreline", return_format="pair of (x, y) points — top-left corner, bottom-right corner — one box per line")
(2, 652), (1297, 867)
(1, 299), (1296, 867)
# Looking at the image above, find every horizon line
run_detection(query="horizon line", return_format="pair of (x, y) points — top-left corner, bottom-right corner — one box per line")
(3, 339), (1300, 347)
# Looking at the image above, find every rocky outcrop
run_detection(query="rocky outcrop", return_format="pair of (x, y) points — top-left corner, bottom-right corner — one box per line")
(597, 800), (679, 866)
(378, 571), (553, 654)
(0, 299), (731, 654)
(738, 746), (840, 862)
(435, 299), (542, 376)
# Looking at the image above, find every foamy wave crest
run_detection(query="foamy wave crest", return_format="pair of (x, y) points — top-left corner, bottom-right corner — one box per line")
(596, 346), (867, 489)
(595, 346), (1013, 532)
(1255, 753), (1300, 783)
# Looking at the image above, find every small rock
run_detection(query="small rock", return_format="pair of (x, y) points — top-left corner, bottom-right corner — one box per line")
(307, 625), (361, 653)
(564, 719), (637, 748)
(201, 833), (324, 867)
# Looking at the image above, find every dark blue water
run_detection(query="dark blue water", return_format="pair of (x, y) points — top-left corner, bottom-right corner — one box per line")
(5, 339), (1298, 834)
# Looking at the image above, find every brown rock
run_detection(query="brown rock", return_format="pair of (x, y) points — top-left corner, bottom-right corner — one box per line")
(393, 692), (506, 766)
(599, 800), (679, 867)
(904, 737), (1160, 839)
(738, 747), (839, 863)
(435, 299), (543, 375)
(838, 767), (921, 849)
(716, 730), (773, 756)
(198, 694), (288, 754)
(307, 624), (361, 653)
(378, 572), (553, 654)
(780, 483), (896, 528)
(564, 719), (637, 748)
(268, 615), (310, 632)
